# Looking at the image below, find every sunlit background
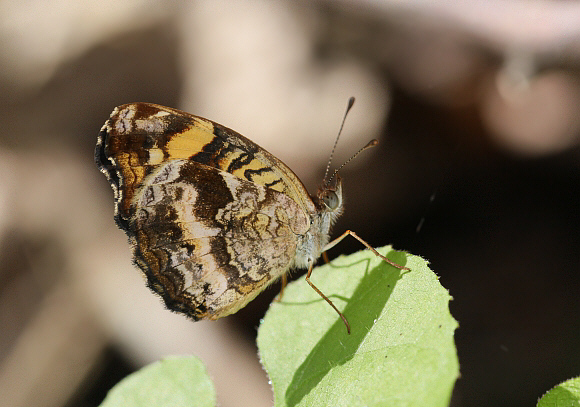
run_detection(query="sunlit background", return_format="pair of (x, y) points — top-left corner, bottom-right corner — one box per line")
(1, 1), (580, 406)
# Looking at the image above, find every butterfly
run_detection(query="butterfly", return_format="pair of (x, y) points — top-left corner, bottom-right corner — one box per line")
(95, 98), (407, 333)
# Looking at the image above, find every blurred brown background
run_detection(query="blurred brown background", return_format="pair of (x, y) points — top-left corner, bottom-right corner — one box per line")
(1, 1), (580, 406)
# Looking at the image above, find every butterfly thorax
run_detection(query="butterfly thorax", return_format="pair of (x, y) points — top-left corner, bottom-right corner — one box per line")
(293, 177), (344, 269)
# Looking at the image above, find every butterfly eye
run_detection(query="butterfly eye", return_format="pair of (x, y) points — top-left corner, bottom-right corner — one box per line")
(322, 191), (339, 210)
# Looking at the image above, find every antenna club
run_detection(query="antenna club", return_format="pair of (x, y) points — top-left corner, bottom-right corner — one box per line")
(347, 96), (355, 111)
(366, 139), (379, 148)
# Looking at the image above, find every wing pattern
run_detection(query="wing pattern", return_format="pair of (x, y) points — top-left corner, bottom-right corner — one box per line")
(96, 103), (315, 319)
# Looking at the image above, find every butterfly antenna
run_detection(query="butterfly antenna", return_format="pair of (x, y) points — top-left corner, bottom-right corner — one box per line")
(323, 96), (356, 185)
(326, 139), (379, 186)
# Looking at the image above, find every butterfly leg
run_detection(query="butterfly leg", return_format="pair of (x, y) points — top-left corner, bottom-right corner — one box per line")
(322, 251), (330, 264)
(275, 274), (288, 302)
(305, 260), (351, 334)
(323, 230), (410, 271)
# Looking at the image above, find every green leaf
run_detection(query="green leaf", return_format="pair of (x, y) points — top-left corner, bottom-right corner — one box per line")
(257, 246), (459, 407)
(99, 355), (216, 407)
(538, 376), (580, 407)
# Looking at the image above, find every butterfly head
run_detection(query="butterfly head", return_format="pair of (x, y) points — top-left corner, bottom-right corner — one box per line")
(317, 174), (344, 223)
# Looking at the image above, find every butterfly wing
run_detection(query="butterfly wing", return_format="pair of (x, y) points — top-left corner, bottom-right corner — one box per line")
(96, 103), (317, 226)
(96, 103), (314, 319)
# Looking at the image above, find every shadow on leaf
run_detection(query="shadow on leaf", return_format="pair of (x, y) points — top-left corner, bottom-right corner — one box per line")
(284, 249), (407, 406)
